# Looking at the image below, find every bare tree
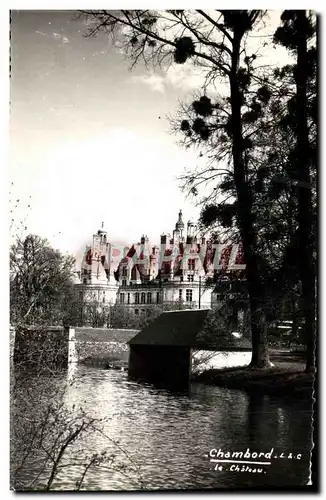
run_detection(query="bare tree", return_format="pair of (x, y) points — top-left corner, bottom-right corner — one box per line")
(10, 233), (145, 490)
(10, 234), (76, 327)
(11, 373), (145, 491)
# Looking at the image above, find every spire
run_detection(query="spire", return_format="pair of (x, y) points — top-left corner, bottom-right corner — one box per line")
(175, 209), (184, 231)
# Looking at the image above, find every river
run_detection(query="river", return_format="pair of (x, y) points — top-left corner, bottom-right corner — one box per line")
(11, 364), (313, 491)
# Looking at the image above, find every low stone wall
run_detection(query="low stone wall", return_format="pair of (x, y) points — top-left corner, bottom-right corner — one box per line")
(12, 326), (138, 371)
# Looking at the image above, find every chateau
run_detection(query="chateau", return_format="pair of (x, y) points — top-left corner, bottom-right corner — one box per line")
(74, 211), (216, 324)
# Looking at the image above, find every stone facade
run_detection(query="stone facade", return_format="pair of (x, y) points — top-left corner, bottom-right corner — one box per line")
(115, 210), (214, 315)
(74, 213), (216, 324)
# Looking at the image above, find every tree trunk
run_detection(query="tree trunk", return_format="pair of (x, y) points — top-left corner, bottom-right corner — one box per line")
(296, 11), (316, 373)
(291, 296), (299, 343)
(229, 32), (270, 369)
(248, 294), (270, 368)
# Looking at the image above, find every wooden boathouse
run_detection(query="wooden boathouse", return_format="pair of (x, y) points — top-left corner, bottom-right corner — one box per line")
(128, 309), (252, 390)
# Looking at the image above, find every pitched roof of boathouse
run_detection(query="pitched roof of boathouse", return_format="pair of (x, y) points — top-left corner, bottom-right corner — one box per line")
(128, 309), (252, 351)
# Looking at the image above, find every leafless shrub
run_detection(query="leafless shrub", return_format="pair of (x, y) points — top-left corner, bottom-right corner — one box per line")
(11, 369), (145, 491)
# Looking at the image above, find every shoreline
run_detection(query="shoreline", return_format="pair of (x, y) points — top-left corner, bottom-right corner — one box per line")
(192, 364), (314, 399)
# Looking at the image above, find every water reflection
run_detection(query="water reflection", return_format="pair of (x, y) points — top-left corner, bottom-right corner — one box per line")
(12, 365), (313, 490)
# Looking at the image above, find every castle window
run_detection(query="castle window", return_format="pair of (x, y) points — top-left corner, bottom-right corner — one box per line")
(188, 259), (196, 270)
(179, 289), (182, 301)
(163, 263), (170, 274)
(156, 292), (160, 304)
(187, 274), (194, 282)
(141, 292), (146, 304)
(135, 293), (140, 304)
(131, 266), (137, 281)
(122, 279), (127, 286)
(127, 293), (130, 304)
(147, 292), (152, 304)
(135, 308), (139, 315)
(122, 267), (127, 277)
(186, 289), (193, 302)
(120, 293), (125, 304)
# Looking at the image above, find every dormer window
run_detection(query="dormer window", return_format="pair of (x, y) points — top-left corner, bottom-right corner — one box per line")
(188, 259), (196, 270)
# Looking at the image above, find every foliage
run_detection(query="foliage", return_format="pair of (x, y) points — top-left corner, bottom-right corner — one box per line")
(84, 300), (109, 328)
(110, 304), (142, 329)
(109, 301), (195, 330)
(198, 302), (251, 345)
(10, 234), (76, 327)
(272, 11), (317, 372)
(77, 10), (316, 370)
(78, 9), (274, 368)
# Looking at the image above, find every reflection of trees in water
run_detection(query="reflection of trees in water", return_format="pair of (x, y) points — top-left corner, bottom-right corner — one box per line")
(246, 394), (313, 451)
(185, 387), (251, 489)
(12, 367), (314, 490)
(247, 393), (267, 445)
(244, 393), (313, 486)
(191, 391), (313, 488)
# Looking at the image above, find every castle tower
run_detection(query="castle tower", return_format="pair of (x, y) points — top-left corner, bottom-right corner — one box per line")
(76, 224), (120, 326)
(138, 234), (151, 281)
(173, 209), (185, 242)
(186, 221), (196, 244)
(89, 224), (110, 285)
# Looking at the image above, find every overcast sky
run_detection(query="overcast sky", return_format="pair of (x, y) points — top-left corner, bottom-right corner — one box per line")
(10, 10), (288, 262)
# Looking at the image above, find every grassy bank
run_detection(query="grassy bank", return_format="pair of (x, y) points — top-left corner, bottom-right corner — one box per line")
(192, 357), (314, 399)
(73, 328), (138, 369)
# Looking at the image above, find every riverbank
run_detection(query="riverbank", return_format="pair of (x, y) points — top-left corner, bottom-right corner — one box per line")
(73, 328), (138, 368)
(192, 356), (314, 399)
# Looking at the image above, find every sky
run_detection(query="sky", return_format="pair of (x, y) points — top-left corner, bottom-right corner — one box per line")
(10, 10), (289, 263)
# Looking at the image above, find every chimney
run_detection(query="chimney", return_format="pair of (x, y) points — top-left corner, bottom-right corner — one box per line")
(161, 234), (167, 245)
